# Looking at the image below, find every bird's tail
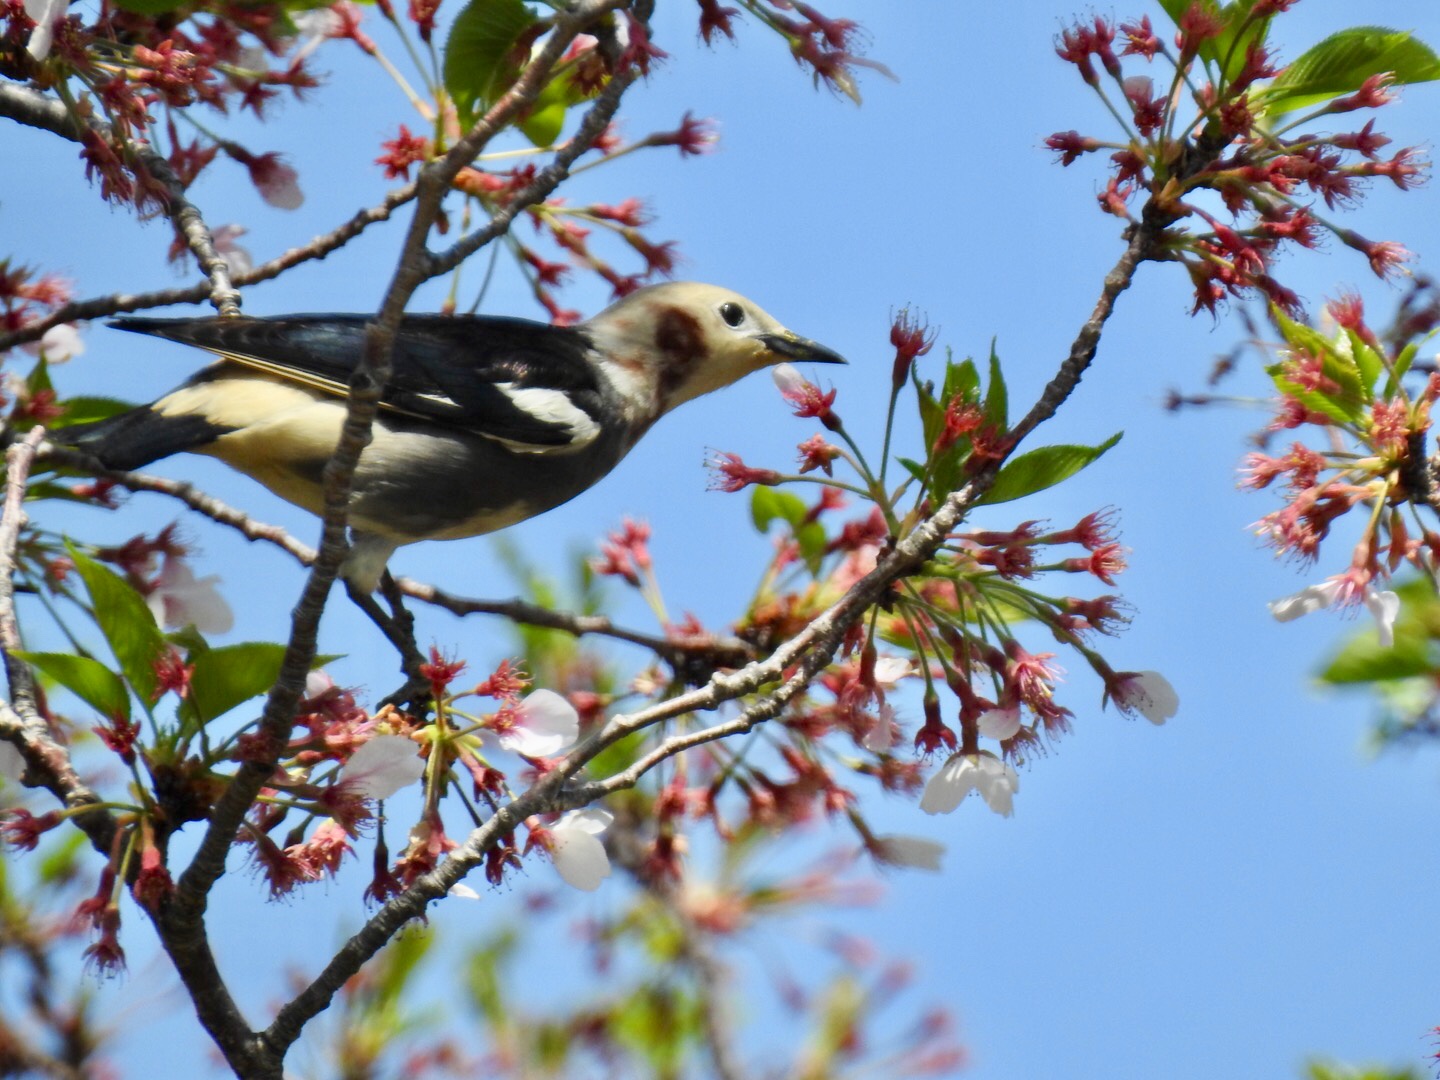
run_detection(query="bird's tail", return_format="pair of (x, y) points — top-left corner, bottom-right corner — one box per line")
(52, 407), (225, 471)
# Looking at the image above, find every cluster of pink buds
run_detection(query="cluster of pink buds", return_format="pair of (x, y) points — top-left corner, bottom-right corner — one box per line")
(6, 0), (333, 211)
(1049, 6), (1426, 316)
(1232, 288), (1440, 645)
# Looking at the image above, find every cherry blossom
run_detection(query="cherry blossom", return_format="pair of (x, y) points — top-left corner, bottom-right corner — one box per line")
(20, 323), (84, 363)
(23, 0), (67, 60)
(861, 703), (897, 753)
(919, 751), (1019, 817)
(550, 808), (613, 891)
(212, 225), (254, 276)
(146, 556), (234, 634)
(977, 704), (1022, 741)
(338, 735), (425, 800)
(1268, 579), (1400, 646)
(495, 689), (580, 757)
(1108, 671), (1179, 725)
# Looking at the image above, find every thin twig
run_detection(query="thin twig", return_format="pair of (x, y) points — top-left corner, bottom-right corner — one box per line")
(0, 186), (418, 353)
(39, 443), (754, 664)
(0, 83), (238, 316)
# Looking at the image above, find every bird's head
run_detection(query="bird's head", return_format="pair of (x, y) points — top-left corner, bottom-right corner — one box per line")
(581, 282), (846, 421)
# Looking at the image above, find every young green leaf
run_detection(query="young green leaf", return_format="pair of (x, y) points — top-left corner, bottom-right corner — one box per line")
(68, 545), (166, 706)
(1267, 306), (1366, 423)
(178, 642), (291, 734)
(1320, 631), (1432, 684)
(983, 340), (1008, 432)
(443, 0), (540, 126)
(1259, 26), (1440, 118)
(978, 433), (1122, 506)
(13, 651), (130, 721)
(750, 487), (809, 533)
(52, 396), (136, 429)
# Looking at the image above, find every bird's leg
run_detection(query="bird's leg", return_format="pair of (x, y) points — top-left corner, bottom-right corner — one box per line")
(343, 574), (431, 712)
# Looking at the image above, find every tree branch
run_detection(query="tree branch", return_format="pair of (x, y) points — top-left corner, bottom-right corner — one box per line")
(0, 83), (239, 316)
(0, 185), (418, 352)
(0, 427), (116, 852)
(163, 5), (643, 1071)
(259, 215), (1156, 1057)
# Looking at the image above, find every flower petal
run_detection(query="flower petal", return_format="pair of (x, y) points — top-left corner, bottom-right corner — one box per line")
(340, 735), (424, 799)
(1114, 670), (1179, 725)
(919, 754), (977, 815)
(1267, 580), (1341, 623)
(872, 834), (945, 871)
(149, 557), (234, 634)
(1364, 589), (1400, 648)
(551, 809), (612, 891)
(499, 689), (580, 757)
(977, 705), (1022, 741)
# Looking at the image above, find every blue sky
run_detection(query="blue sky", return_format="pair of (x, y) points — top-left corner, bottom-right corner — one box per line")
(7, 1), (1440, 1076)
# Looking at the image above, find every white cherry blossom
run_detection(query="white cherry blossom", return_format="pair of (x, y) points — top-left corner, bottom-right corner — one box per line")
(920, 751), (1019, 817)
(1109, 671), (1179, 725)
(550, 808), (612, 891)
(339, 735), (425, 800)
(497, 689), (579, 758)
(147, 556), (234, 634)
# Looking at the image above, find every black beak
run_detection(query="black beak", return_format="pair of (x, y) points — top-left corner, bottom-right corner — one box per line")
(759, 331), (848, 365)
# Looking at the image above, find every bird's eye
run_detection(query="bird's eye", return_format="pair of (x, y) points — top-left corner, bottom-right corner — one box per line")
(719, 301), (746, 328)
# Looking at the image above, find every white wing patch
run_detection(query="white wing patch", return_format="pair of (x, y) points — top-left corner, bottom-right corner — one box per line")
(493, 382), (601, 451)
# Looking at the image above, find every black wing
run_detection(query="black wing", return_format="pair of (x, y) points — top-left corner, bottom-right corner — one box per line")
(108, 313), (604, 449)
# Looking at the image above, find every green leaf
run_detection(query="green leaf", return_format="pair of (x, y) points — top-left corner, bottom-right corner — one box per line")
(750, 487), (808, 532)
(895, 457), (928, 486)
(979, 433), (1123, 506)
(110, 0), (190, 14)
(796, 521), (828, 575)
(1156, 0), (1267, 79)
(913, 371), (943, 456)
(52, 396), (136, 429)
(1260, 27), (1440, 118)
(940, 356), (980, 409)
(68, 545), (166, 706)
(518, 70), (593, 147)
(442, 0), (539, 126)
(1388, 341), (1418, 396)
(1266, 306), (1366, 424)
(38, 828), (88, 885)
(13, 651), (130, 720)
(1320, 632), (1432, 683)
(26, 357), (52, 398)
(983, 340), (1008, 432)
(178, 643), (292, 733)
(1344, 329), (1382, 396)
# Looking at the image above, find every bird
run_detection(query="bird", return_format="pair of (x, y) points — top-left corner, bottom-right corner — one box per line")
(58, 282), (846, 591)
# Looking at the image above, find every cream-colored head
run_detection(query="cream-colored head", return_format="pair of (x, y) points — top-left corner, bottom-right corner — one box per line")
(581, 282), (845, 424)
